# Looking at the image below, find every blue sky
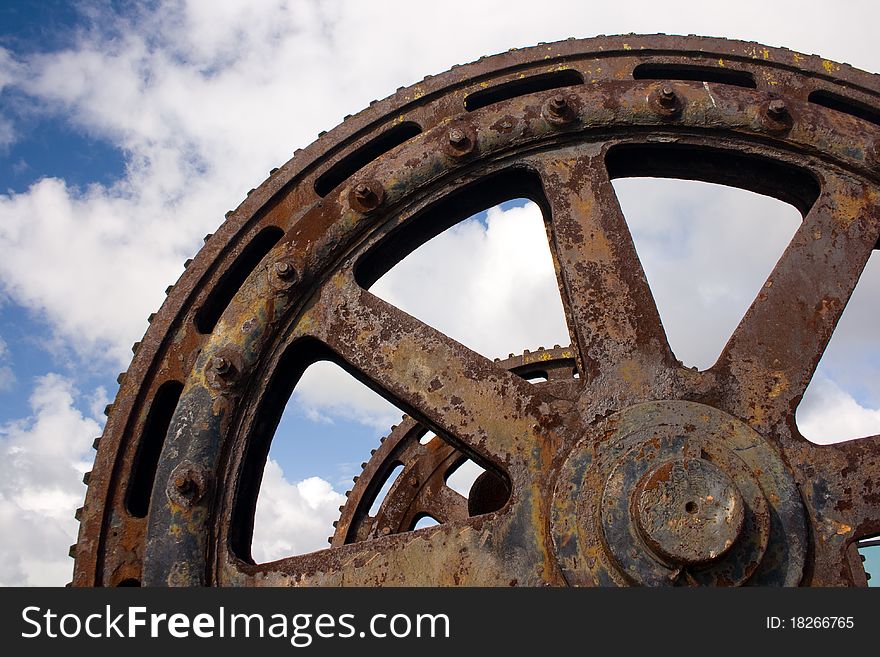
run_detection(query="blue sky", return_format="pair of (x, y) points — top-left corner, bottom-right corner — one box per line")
(1, 0), (878, 585)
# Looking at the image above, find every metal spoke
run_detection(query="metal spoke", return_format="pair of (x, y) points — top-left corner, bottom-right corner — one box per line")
(299, 271), (560, 468)
(231, 514), (541, 586)
(714, 174), (880, 430)
(531, 148), (675, 404)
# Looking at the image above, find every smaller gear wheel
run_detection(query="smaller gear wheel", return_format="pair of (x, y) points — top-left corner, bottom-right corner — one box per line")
(332, 346), (578, 546)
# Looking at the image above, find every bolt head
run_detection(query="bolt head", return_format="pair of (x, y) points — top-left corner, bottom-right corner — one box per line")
(273, 261), (295, 280)
(767, 99), (787, 117)
(354, 183), (370, 200)
(548, 94), (567, 114)
(544, 94), (577, 125)
(212, 356), (230, 374)
(349, 180), (383, 211)
(658, 86), (677, 107)
(449, 128), (467, 146)
(174, 474), (191, 493)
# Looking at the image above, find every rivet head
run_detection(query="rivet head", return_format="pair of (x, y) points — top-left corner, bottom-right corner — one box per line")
(349, 180), (384, 212)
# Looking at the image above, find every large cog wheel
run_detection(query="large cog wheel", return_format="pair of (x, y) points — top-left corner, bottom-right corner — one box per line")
(71, 34), (880, 587)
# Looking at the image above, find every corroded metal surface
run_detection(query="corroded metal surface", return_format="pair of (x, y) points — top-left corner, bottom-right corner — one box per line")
(333, 347), (575, 546)
(71, 34), (880, 587)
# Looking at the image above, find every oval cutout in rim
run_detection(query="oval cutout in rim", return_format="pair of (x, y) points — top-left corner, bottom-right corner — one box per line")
(194, 225), (284, 335)
(633, 62), (756, 88)
(464, 69), (583, 112)
(314, 122), (422, 197)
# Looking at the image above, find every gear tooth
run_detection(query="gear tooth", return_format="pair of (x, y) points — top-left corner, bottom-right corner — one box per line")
(269, 167), (279, 174)
(401, 414), (407, 421)
(75, 507), (83, 521)
(344, 490), (351, 497)
(247, 188), (255, 196)
(131, 341), (140, 354)
(65, 582), (72, 588)
(69, 544), (76, 558)
(524, 349), (530, 355)
(82, 471), (91, 485)
(861, 554), (866, 562)
(352, 476), (359, 483)
(553, 344), (561, 349)
(294, 148), (302, 155)
(225, 210), (234, 218)
(103, 404), (113, 417)
(370, 449), (376, 455)
(165, 285), (174, 295)
(147, 313), (156, 323)
(361, 462), (367, 469)
(868, 572), (873, 581)
(538, 346), (545, 351)
(318, 130), (327, 137)
(508, 353), (514, 359)
(327, 536), (334, 544)
(92, 437), (101, 450)
(332, 520), (338, 528)
(344, 114), (352, 120)
(338, 505), (345, 513)
(116, 372), (126, 384)
(204, 233), (213, 243)
(183, 258), (193, 269)
(380, 436), (386, 443)
(494, 357), (500, 362)
(369, 99), (378, 106)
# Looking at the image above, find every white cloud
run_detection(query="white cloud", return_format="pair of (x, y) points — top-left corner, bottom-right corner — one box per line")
(798, 376), (880, 444)
(614, 178), (803, 370)
(0, 374), (102, 586)
(251, 459), (345, 563)
(291, 361), (400, 432)
(372, 203), (570, 360)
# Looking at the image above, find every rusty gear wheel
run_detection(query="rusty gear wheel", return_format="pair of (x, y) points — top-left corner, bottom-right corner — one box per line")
(72, 34), (880, 587)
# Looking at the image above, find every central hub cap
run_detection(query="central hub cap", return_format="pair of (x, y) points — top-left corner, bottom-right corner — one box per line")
(550, 401), (807, 586)
(633, 458), (744, 565)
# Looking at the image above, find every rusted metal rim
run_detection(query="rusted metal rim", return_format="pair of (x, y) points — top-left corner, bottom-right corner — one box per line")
(72, 34), (880, 587)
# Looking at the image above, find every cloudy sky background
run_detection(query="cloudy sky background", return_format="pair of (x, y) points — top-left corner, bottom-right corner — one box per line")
(1, 0), (879, 585)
